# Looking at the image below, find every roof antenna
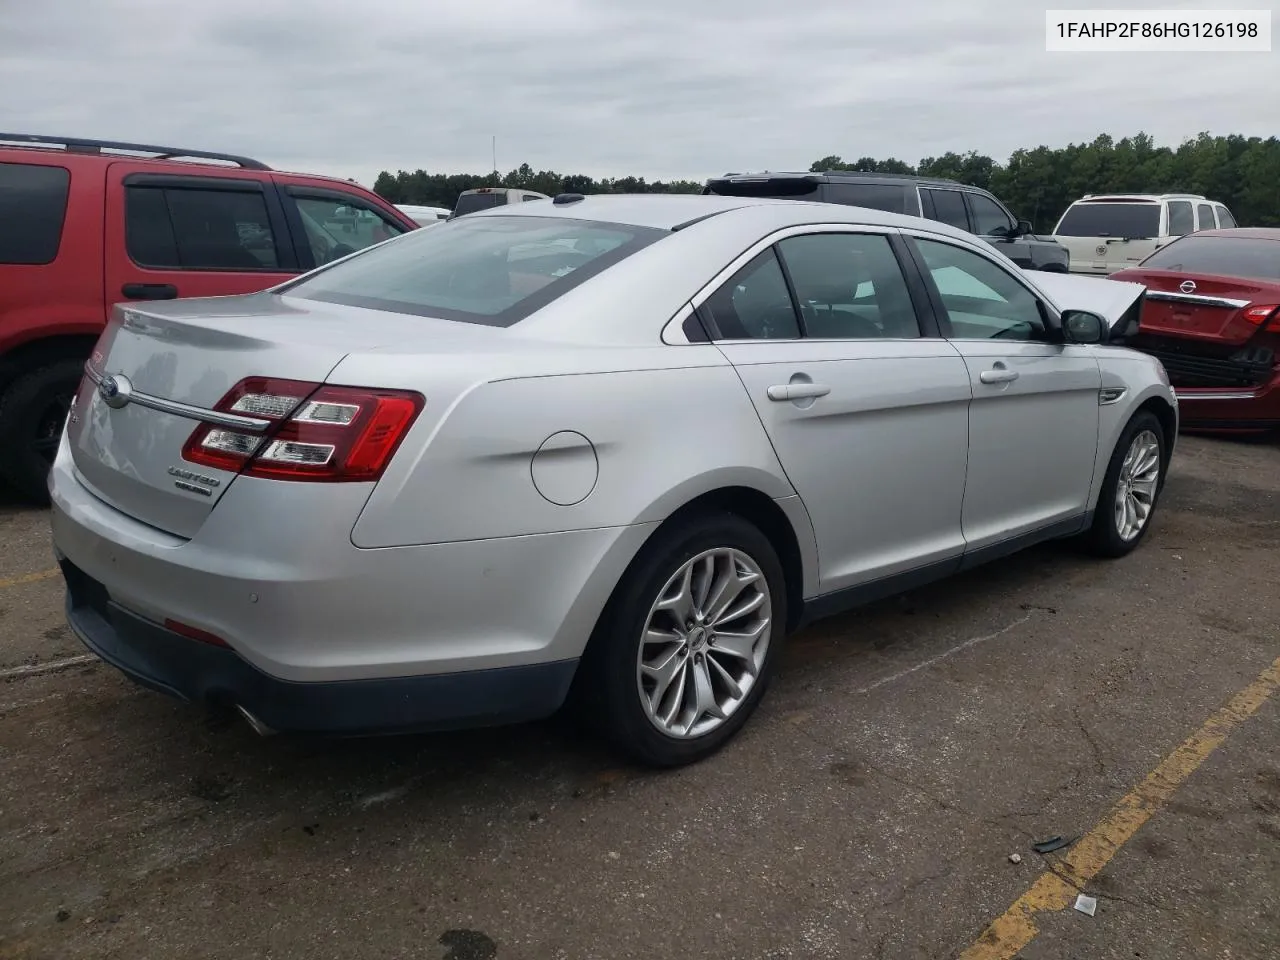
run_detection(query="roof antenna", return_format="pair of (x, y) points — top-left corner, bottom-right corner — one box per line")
(491, 135), (497, 181)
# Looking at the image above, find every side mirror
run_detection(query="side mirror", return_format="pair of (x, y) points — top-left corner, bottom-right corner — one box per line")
(1061, 309), (1109, 345)
(1016, 219), (1034, 236)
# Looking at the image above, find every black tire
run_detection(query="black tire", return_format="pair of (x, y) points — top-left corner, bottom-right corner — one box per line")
(575, 511), (788, 768)
(1083, 410), (1166, 558)
(0, 359), (84, 505)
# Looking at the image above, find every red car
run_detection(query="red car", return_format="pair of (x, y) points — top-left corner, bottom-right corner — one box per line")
(0, 133), (418, 502)
(1111, 228), (1280, 434)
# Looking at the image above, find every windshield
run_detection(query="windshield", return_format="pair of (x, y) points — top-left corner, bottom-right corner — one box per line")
(1141, 235), (1280, 281)
(1054, 202), (1161, 239)
(282, 215), (664, 326)
(452, 192), (505, 216)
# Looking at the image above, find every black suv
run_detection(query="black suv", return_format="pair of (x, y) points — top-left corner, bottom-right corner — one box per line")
(703, 172), (1070, 273)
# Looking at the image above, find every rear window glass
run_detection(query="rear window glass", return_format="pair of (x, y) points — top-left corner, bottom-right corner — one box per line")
(1054, 202), (1161, 239)
(0, 162), (71, 265)
(283, 215), (665, 326)
(1140, 235), (1280, 281)
(452, 192), (505, 216)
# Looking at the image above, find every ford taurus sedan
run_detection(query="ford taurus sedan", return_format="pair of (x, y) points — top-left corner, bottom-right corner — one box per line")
(50, 194), (1178, 767)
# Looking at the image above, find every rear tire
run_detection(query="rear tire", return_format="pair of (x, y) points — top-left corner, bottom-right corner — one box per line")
(0, 359), (84, 505)
(575, 512), (788, 768)
(1083, 410), (1166, 558)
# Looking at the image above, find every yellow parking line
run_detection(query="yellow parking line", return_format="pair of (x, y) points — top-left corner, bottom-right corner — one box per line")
(0, 568), (59, 590)
(961, 653), (1280, 960)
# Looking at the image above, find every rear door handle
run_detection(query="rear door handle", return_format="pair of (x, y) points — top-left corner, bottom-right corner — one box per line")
(121, 283), (179, 300)
(979, 368), (1019, 385)
(767, 383), (831, 401)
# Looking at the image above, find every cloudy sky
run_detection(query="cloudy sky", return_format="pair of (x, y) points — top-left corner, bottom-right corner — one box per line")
(1, 0), (1273, 187)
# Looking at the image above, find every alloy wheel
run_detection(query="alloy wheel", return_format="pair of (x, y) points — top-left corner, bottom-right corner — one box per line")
(636, 547), (772, 739)
(1114, 429), (1161, 541)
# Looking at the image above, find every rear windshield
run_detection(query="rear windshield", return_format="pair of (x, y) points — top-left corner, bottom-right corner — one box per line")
(0, 161), (71, 264)
(1054, 202), (1161, 239)
(282, 215), (665, 326)
(452, 192), (506, 216)
(1140, 235), (1280, 281)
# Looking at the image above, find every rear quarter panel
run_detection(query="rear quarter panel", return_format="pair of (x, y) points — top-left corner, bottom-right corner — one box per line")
(343, 348), (799, 547)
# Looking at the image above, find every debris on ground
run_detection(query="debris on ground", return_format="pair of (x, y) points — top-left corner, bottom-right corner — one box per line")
(1032, 835), (1075, 854)
(1008, 853), (1022, 864)
(1073, 894), (1098, 917)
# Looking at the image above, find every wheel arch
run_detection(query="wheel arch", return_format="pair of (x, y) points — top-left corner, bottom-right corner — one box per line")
(0, 333), (98, 394)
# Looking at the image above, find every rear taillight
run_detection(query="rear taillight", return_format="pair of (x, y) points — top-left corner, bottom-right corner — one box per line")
(181, 377), (424, 482)
(1243, 304), (1280, 327)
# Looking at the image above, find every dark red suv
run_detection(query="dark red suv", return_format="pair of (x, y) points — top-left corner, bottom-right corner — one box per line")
(0, 133), (418, 502)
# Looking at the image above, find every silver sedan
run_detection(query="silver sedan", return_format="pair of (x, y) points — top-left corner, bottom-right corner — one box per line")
(49, 194), (1177, 767)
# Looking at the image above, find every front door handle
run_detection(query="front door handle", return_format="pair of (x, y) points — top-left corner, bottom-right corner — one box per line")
(979, 367), (1019, 385)
(121, 283), (179, 300)
(767, 383), (831, 401)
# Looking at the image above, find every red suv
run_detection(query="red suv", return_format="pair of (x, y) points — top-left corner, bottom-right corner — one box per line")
(0, 133), (419, 502)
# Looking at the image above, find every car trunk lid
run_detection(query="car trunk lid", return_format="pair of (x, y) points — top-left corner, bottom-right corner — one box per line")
(1112, 269), (1280, 390)
(65, 293), (495, 538)
(1125, 271), (1278, 344)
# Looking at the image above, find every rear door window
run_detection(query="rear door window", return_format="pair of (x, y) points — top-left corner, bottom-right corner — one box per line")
(125, 184), (281, 270)
(700, 249), (800, 340)
(1196, 204), (1217, 231)
(824, 182), (913, 215)
(1054, 202), (1161, 239)
(775, 232), (921, 339)
(923, 189), (970, 230)
(0, 161), (71, 265)
(1166, 201), (1194, 236)
(287, 193), (408, 267)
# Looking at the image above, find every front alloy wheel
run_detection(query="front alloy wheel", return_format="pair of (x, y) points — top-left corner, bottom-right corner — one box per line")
(1114, 429), (1161, 541)
(637, 547), (772, 739)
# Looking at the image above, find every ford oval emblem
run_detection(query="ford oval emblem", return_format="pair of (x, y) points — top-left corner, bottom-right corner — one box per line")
(98, 373), (132, 409)
(1179, 280), (1197, 294)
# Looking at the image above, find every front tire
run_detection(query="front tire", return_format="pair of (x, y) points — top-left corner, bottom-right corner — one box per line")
(1084, 410), (1166, 558)
(577, 512), (788, 767)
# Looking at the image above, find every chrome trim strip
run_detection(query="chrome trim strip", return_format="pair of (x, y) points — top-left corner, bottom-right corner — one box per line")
(1144, 291), (1250, 309)
(83, 363), (272, 433)
(1173, 389), (1257, 401)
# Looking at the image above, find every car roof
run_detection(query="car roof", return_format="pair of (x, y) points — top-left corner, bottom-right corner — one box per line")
(457, 191), (978, 238)
(1180, 228), (1280, 241)
(711, 170), (964, 188)
(1075, 194), (1205, 202)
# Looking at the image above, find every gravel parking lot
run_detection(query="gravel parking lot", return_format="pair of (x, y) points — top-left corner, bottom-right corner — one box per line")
(2, 435), (1278, 960)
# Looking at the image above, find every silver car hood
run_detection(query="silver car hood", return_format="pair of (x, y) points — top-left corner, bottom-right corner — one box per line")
(1026, 271), (1146, 328)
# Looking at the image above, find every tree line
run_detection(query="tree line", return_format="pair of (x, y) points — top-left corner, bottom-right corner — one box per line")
(374, 132), (1280, 231)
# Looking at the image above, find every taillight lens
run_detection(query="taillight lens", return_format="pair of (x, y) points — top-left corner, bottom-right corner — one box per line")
(1243, 304), (1280, 327)
(181, 377), (424, 482)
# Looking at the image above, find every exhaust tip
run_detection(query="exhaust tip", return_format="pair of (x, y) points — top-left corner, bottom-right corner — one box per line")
(235, 704), (277, 737)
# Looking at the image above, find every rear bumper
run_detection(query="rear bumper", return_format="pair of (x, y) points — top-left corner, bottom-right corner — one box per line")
(61, 557), (576, 734)
(1174, 372), (1280, 429)
(49, 438), (659, 686)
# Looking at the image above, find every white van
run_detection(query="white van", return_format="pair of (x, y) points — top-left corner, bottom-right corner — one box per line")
(1052, 193), (1239, 274)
